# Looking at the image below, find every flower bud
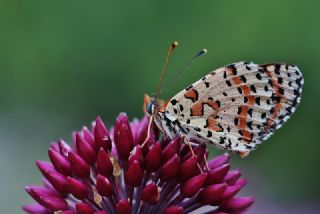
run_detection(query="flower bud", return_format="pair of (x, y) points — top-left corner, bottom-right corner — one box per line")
(115, 199), (131, 214)
(68, 151), (90, 178)
(48, 148), (72, 176)
(96, 148), (113, 177)
(141, 183), (160, 204)
(160, 154), (180, 182)
(76, 133), (96, 165)
(94, 116), (112, 151)
(125, 161), (143, 187)
(76, 202), (95, 214)
(67, 177), (89, 200)
(180, 173), (207, 198)
(96, 174), (113, 197)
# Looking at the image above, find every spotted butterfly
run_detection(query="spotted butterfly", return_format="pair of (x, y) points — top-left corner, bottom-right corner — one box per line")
(144, 61), (303, 157)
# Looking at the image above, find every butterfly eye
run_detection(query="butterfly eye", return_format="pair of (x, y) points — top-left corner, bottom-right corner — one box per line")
(146, 101), (155, 114)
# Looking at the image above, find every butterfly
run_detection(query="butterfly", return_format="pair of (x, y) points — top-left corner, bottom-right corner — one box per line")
(143, 43), (303, 157)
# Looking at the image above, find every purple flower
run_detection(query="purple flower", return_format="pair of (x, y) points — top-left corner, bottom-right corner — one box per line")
(23, 113), (254, 214)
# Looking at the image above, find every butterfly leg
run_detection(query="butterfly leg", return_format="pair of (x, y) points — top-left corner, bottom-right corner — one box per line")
(203, 153), (210, 171)
(141, 116), (154, 148)
(183, 136), (203, 174)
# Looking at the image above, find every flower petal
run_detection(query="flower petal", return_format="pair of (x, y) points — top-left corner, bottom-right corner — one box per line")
(67, 177), (89, 200)
(76, 133), (97, 165)
(160, 154), (180, 182)
(125, 160), (143, 187)
(68, 151), (90, 178)
(96, 174), (113, 197)
(94, 116), (112, 151)
(180, 173), (207, 198)
(96, 148), (113, 177)
(48, 148), (72, 176)
(141, 183), (160, 204)
(115, 199), (131, 214)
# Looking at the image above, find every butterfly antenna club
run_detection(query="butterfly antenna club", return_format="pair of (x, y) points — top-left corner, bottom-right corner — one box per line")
(160, 48), (208, 94)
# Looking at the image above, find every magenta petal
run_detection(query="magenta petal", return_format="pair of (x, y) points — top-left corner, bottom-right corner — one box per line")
(178, 155), (200, 183)
(219, 196), (255, 213)
(206, 164), (230, 186)
(48, 148), (72, 176)
(145, 142), (162, 172)
(76, 133), (97, 165)
(224, 169), (241, 185)
(235, 178), (247, 188)
(197, 183), (228, 205)
(218, 185), (242, 202)
(36, 160), (55, 174)
(82, 126), (95, 147)
(22, 204), (51, 214)
(141, 183), (160, 204)
(180, 173), (207, 198)
(115, 199), (131, 214)
(161, 136), (181, 162)
(76, 202), (95, 214)
(94, 116), (112, 151)
(125, 160), (143, 187)
(96, 174), (113, 197)
(96, 148), (113, 177)
(68, 151), (90, 178)
(115, 123), (134, 159)
(160, 154), (180, 182)
(67, 177), (89, 200)
(128, 145), (143, 167)
(37, 161), (69, 195)
(208, 153), (230, 169)
(183, 143), (207, 163)
(58, 139), (71, 157)
(50, 142), (60, 152)
(163, 206), (184, 214)
(114, 113), (134, 159)
(113, 112), (129, 144)
(25, 186), (68, 211)
(62, 211), (77, 214)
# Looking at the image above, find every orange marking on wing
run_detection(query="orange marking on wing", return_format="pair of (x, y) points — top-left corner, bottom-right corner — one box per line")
(227, 68), (233, 76)
(242, 130), (253, 142)
(159, 99), (170, 112)
(239, 106), (249, 118)
(237, 105), (248, 132)
(248, 95), (255, 106)
(190, 102), (204, 116)
(241, 85), (250, 96)
(184, 89), (198, 102)
(207, 117), (223, 132)
(207, 101), (219, 110)
(237, 118), (246, 129)
(232, 76), (242, 85)
(265, 67), (287, 129)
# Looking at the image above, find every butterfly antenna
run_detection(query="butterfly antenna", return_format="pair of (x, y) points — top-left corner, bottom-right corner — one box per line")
(154, 41), (178, 100)
(160, 48), (207, 94)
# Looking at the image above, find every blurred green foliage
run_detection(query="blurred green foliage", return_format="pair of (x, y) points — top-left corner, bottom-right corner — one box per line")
(0, 0), (319, 213)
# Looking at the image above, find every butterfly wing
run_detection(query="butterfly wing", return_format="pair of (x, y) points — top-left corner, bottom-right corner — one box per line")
(164, 62), (303, 156)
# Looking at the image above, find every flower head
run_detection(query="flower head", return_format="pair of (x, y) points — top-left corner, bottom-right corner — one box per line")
(23, 113), (254, 213)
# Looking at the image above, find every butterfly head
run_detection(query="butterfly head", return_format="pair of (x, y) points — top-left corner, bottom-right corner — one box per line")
(143, 94), (166, 117)
(143, 94), (156, 116)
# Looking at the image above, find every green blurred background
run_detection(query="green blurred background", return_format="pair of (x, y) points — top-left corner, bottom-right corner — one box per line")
(0, 0), (319, 213)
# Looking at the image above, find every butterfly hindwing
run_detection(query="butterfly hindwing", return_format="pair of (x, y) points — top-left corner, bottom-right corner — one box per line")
(163, 62), (303, 156)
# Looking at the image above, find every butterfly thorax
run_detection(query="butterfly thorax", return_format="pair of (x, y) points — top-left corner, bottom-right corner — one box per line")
(144, 94), (175, 137)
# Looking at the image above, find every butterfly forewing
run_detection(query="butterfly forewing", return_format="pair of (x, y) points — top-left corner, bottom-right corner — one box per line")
(163, 62), (303, 156)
